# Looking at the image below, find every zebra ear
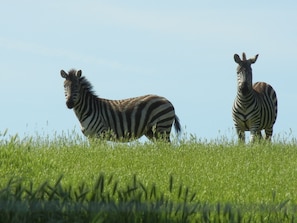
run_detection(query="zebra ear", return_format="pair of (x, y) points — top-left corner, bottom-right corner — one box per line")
(234, 54), (242, 64)
(242, 52), (247, 61)
(60, 70), (68, 78)
(250, 54), (259, 64)
(76, 70), (82, 77)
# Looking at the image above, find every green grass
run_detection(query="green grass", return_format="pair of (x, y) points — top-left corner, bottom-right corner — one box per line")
(0, 131), (297, 222)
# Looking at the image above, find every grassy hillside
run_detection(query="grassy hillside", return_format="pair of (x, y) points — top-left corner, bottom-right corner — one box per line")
(0, 132), (297, 222)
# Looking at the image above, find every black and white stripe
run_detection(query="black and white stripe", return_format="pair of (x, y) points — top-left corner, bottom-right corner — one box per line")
(61, 69), (181, 142)
(232, 53), (278, 142)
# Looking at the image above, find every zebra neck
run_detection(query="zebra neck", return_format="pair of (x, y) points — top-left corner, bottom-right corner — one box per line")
(236, 90), (254, 101)
(73, 90), (101, 122)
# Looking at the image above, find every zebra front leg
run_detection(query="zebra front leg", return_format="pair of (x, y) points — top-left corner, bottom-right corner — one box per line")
(257, 131), (263, 139)
(250, 129), (262, 143)
(264, 127), (273, 141)
(236, 129), (245, 143)
(249, 132), (256, 143)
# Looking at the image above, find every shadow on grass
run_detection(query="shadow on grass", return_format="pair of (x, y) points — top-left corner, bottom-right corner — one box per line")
(0, 174), (295, 223)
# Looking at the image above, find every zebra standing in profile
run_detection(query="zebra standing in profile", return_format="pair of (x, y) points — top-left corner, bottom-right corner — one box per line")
(232, 52), (278, 143)
(61, 69), (181, 142)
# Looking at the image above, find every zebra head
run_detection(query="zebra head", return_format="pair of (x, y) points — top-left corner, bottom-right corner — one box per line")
(60, 69), (82, 109)
(234, 52), (259, 95)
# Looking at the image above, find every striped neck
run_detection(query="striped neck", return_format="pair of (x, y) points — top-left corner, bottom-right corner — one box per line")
(73, 86), (99, 122)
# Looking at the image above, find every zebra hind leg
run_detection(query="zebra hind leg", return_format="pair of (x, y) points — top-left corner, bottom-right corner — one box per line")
(145, 131), (171, 142)
(145, 126), (171, 142)
(155, 125), (172, 142)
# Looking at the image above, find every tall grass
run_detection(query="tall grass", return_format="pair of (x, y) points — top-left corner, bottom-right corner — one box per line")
(0, 174), (295, 222)
(0, 130), (297, 222)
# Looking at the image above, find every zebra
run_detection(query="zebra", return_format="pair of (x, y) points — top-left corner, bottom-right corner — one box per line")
(60, 69), (181, 142)
(232, 52), (278, 143)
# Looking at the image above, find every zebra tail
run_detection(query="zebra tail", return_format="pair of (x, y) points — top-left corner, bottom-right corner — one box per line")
(174, 115), (181, 134)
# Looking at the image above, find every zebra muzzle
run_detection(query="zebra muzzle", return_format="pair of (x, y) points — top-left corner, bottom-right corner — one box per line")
(66, 100), (74, 109)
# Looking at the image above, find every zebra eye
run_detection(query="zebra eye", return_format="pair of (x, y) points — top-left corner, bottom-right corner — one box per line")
(64, 84), (70, 90)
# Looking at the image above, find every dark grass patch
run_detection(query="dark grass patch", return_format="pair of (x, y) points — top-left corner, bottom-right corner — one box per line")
(0, 175), (295, 223)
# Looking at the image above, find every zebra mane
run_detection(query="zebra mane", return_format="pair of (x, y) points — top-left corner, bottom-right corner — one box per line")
(79, 76), (99, 97)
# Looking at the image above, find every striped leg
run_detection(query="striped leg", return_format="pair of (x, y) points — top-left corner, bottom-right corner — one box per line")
(264, 127), (273, 141)
(236, 128), (245, 143)
(145, 125), (171, 142)
(250, 131), (256, 143)
(250, 130), (263, 143)
(145, 131), (170, 142)
(257, 131), (263, 140)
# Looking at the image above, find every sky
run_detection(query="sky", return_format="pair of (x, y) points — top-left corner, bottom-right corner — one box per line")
(1, 1), (297, 142)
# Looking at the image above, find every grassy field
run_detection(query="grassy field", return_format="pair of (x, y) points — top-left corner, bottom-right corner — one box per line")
(0, 131), (297, 222)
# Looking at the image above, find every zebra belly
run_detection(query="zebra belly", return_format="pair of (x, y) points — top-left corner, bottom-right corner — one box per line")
(80, 116), (105, 137)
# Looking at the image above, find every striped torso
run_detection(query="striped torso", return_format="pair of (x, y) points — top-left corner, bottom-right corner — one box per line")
(74, 94), (176, 139)
(232, 82), (277, 132)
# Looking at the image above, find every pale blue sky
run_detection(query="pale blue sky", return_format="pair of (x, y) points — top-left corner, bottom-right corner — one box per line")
(1, 1), (296, 141)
